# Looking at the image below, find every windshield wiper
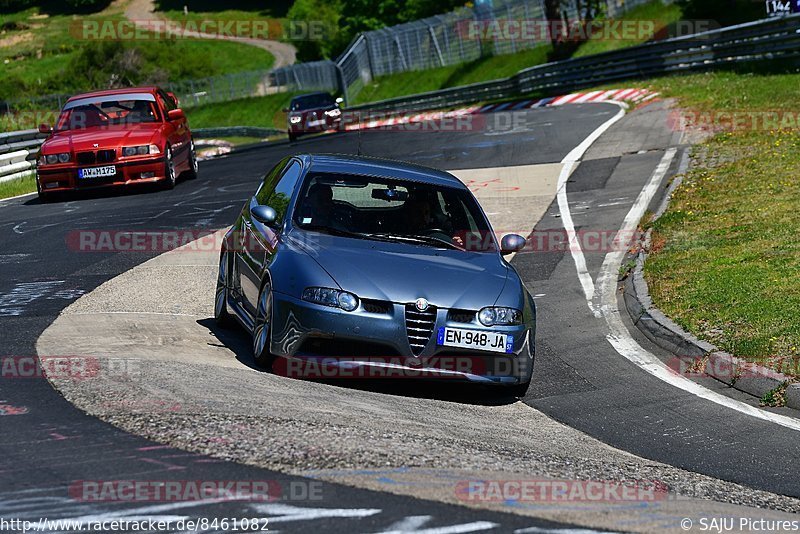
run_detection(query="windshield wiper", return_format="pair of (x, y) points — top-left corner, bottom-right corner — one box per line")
(302, 224), (370, 240)
(366, 233), (464, 251)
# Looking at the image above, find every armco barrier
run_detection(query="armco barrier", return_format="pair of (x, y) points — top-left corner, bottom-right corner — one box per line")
(0, 129), (46, 185)
(192, 126), (284, 139)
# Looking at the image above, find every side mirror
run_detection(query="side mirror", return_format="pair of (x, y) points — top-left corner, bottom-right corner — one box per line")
(167, 108), (185, 121)
(335, 97), (344, 105)
(500, 234), (526, 255)
(38, 123), (52, 134)
(251, 205), (278, 226)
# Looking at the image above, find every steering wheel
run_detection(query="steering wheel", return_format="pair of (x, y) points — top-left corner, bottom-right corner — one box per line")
(421, 227), (449, 237)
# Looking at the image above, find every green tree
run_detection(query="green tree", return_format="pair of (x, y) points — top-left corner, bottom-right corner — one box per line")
(287, 0), (344, 61)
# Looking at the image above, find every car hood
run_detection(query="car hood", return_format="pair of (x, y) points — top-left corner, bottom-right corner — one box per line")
(43, 124), (162, 153)
(303, 234), (510, 309)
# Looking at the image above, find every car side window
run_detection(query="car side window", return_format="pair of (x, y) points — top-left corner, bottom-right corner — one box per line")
(255, 157), (291, 205)
(157, 90), (177, 112)
(267, 161), (303, 224)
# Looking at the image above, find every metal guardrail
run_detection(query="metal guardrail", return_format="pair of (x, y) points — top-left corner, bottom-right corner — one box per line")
(0, 130), (45, 185)
(193, 126), (284, 138)
(347, 13), (800, 113)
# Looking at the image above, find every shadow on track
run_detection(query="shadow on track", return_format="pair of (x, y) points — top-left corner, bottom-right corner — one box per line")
(197, 317), (518, 407)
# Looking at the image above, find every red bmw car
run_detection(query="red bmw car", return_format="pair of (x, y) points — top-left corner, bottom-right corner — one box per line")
(35, 86), (197, 201)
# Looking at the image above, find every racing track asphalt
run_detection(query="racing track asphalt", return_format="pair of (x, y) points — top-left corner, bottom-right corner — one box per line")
(3, 101), (800, 531)
(0, 104), (616, 533)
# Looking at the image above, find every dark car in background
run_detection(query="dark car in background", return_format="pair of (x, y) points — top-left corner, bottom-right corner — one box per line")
(214, 154), (536, 396)
(285, 92), (343, 142)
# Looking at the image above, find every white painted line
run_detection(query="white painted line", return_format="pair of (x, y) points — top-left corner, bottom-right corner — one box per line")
(593, 148), (800, 432)
(557, 102), (628, 311)
(0, 191), (37, 204)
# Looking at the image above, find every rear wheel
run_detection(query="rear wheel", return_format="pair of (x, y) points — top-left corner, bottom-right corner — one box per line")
(161, 146), (176, 190)
(214, 250), (234, 328)
(252, 281), (276, 369)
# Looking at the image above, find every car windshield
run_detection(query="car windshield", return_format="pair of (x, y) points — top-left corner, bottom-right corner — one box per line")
(293, 173), (497, 252)
(55, 99), (159, 131)
(290, 94), (334, 111)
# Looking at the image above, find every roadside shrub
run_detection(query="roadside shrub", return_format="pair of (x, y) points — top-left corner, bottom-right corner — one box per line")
(0, 0), (34, 12)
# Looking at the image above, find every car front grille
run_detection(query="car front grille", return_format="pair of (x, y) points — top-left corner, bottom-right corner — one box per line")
(405, 303), (436, 355)
(76, 152), (96, 165)
(76, 150), (116, 165)
(97, 149), (116, 163)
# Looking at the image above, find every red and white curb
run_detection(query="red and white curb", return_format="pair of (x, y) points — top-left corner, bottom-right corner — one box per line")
(343, 88), (659, 131)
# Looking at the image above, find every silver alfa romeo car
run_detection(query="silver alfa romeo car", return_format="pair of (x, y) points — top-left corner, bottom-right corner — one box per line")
(215, 154), (536, 396)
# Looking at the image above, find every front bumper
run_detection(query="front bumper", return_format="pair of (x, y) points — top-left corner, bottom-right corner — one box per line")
(37, 157), (167, 192)
(288, 115), (342, 135)
(268, 292), (534, 386)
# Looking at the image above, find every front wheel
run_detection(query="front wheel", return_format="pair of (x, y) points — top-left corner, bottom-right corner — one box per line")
(185, 140), (199, 179)
(288, 131), (297, 143)
(161, 146), (176, 190)
(214, 250), (234, 328)
(507, 380), (531, 399)
(252, 281), (275, 369)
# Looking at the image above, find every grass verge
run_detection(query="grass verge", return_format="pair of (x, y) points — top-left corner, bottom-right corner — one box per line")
(185, 92), (295, 129)
(353, 45), (552, 105)
(0, 5), (274, 99)
(0, 173), (36, 200)
(572, 0), (683, 58)
(641, 71), (800, 376)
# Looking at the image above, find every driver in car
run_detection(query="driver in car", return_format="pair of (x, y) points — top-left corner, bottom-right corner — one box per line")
(300, 183), (349, 232)
(404, 191), (458, 246)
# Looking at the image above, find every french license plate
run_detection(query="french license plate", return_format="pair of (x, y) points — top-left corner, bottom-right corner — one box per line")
(78, 166), (116, 179)
(437, 327), (513, 354)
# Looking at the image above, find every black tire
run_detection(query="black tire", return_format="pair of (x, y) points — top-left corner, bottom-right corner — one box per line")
(161, 146), (176, 190)
(508, 380), (531, 399)
(288, 132), (297, 143)
(37, 186), (52, 203)
(214, 249), (234, 328)
(252, 280), (276, 369)
(185, 140), (199, 180)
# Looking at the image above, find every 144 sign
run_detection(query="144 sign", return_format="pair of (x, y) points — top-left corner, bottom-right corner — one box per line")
(767, 0), (800, 16)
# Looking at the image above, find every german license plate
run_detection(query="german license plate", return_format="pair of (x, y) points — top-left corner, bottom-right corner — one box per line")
(437, 327), (513, 353)
(78, 166), (116, 179)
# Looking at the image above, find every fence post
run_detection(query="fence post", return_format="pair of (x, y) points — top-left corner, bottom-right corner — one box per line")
(335, 62), (350, 106)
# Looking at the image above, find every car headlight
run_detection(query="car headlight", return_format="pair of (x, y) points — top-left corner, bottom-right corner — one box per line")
(41, 153), (70, 165)
(122, 145), (155, 157)
(289, 116), (302, 124)
(478, 307), (522, 326)
(325, 108), (341, 117)
(302, 287), (359, 312)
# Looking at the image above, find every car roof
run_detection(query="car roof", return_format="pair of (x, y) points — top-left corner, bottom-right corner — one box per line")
(66, 86), (160, 102)
(300, 154), (466, 189)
